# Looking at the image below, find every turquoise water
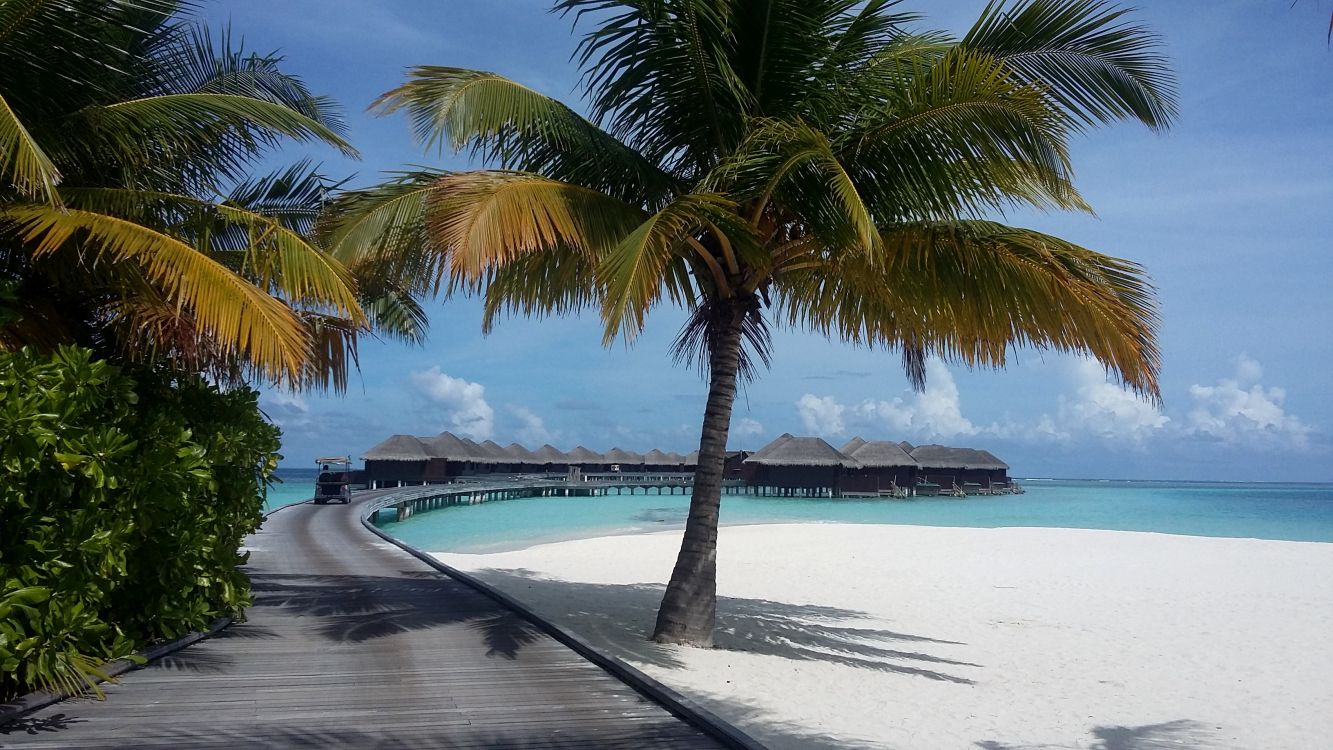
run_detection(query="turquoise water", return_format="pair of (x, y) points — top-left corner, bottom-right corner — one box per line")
(263, 468), (315, 512)
(381, 480), (1333, 553)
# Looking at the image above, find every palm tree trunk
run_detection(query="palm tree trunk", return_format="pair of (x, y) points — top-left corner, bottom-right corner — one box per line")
(651, 302), (745, 646)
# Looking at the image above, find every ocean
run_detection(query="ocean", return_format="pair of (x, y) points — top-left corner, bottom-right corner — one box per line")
(263, 468), (317, 512)
(378, 479), (1333, 553)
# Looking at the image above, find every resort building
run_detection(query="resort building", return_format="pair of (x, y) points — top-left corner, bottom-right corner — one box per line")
(359, 430), (1011, 496)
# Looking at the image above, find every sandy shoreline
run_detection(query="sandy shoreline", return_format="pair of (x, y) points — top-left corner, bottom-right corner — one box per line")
(434, 524), (1333, 749)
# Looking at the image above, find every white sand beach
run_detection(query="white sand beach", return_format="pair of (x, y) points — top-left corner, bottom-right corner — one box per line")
(435, 524), (1333, 749)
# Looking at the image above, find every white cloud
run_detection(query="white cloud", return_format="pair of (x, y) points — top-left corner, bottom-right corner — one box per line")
(796, 394), (845, 435)
(510, 405), (552, 445)
(1184, 355), (1310, 446)
(733, 417), (764, 439)
(408, 367), (494, 440)
(1043, 358), (1169, 444)
(853, 360), (978, 439)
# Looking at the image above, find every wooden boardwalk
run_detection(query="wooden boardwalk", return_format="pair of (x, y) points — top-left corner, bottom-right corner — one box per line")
(0, 491), (728, 749)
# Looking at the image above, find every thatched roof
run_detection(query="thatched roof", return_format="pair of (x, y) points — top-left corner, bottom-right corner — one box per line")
(479, 440), (512, 461)
(898, 441), (914, 452)
(840, 436), (867, 454)
(454, 437), (499, 463)
(909, 444), (1008, 470)
(643, 448), (673, 464)
(603, 447), (643, 464)
(849, 440), (918, 468)
(506, 443), (538, 462)
(427, 431), (476, 461)
(564, 445), (603, 463)
(362, 434), (432, 461)
(684, 450), (699, 466)
(531, 444), (567, 462)
(664, 451), (687, 465)
(745, 436), (858, 467)
(746, 433), (795, 462)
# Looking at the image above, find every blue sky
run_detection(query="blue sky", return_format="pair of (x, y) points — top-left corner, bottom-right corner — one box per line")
(200, 1), (1333, 481)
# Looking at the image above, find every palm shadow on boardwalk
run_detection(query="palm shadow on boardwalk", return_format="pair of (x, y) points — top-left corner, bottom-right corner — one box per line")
(250, 572), (545, 659)
(453, 567), (980, 683)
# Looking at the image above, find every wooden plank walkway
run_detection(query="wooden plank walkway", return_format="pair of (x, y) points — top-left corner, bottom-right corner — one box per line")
(0, 491), (727, 749)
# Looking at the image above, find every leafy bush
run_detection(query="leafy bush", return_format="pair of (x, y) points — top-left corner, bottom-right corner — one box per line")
(0, 347), (280, 700)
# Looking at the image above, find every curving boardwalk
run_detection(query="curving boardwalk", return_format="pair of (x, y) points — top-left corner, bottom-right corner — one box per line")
(0, 491), (726, 749)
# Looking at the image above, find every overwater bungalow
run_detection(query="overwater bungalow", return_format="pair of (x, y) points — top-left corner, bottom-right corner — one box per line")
(909, 445), (1010, 493)
(361, 434), (436, 487)
(842, 440), (919, 496)
(744, 436), (856, 497)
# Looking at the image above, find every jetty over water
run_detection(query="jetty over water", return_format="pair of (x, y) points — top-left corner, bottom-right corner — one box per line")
(0, 489), (734, 749)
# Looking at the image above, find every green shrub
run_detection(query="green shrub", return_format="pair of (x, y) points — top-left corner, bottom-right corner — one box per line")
(0, 347), (280, 700)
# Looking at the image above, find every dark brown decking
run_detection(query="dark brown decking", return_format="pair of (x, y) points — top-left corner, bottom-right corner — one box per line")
(0, 491), (726, 749)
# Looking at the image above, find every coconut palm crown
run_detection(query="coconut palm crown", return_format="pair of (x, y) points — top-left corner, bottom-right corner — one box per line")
(328, 0), (1176, 645)
(0, 0), (428, 389)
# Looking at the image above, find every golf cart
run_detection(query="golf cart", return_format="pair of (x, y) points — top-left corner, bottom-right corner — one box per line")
(314, 456), (352, 504)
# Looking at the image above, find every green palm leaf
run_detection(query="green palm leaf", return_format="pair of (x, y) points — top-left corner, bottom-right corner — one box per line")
(56, 188), (363, 319)
(964, 0), (1177, 131)
(0, 90), (59, 200)
(423, 170), (643, 285)
(371, 67), (675, 205)
(88, 93), (358, 159)
(778, 219), (1159, 397)
(4, 204), (311, 382)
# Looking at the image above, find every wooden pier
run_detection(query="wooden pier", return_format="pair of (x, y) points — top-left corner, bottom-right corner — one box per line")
(0, 489), (731, 749)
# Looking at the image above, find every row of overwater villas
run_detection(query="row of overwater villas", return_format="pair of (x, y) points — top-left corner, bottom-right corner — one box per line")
(360, 431), (1012, 497)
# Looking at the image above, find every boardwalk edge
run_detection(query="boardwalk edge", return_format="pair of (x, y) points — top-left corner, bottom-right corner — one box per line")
(360, 510), (770, 750)
(0, 616), (232, 727)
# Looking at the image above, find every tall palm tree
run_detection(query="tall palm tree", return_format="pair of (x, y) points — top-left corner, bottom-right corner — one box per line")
(0, 0), (423, 388)
(328, 0), (1175, 645)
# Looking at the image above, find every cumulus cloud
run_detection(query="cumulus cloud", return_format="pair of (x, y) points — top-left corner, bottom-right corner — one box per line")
(733, 417), (764, 439)
(796, 394), (845, 435)
(1041, 358), (1169, 444)
(1184, 354), (1310, 446)
(408, 367), (494, 440)
(510, 405), (552, 445)
(853, 360), (978, 439)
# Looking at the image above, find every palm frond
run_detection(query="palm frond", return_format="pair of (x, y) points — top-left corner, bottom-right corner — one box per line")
(5, 204), (312, 383)
(371, 66), (674, 205)
(0, 90), (59, 200)
(670, 295), (773, 383)
(558, 0), (753, 170)
(843, 47), (1088, 220)
(424, 170), (642, 286)
(963, 0), (1177, 131)
(147, 23), (347, 135)
(320, 170), (445, 279)
(87, 93), (358, 160)
(599, 192), (752, 344)
(777, 219), (1160, 400)
(56, 187), (363, 319)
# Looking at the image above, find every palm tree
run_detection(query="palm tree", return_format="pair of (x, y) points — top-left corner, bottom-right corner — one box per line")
(0, 0), (423, 388)
(328, 0), (1175, 646)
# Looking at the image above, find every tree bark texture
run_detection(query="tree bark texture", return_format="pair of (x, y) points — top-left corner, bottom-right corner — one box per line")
(651, 302), (746, 646)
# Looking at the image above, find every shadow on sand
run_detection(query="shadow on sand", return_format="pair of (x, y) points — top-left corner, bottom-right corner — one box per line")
(976, 719), (1225, 750)
(456, 566), (980, 684)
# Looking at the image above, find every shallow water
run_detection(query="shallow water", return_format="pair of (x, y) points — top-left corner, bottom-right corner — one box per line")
(263, 468), (315, 512)
(380, 479), (1333, 553)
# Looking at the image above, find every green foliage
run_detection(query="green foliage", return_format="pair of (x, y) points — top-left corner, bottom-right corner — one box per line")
(0, 346), (280, 701)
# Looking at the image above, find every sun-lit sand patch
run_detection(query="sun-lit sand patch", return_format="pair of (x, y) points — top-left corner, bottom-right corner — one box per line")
(436, 524), (1333, 749)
